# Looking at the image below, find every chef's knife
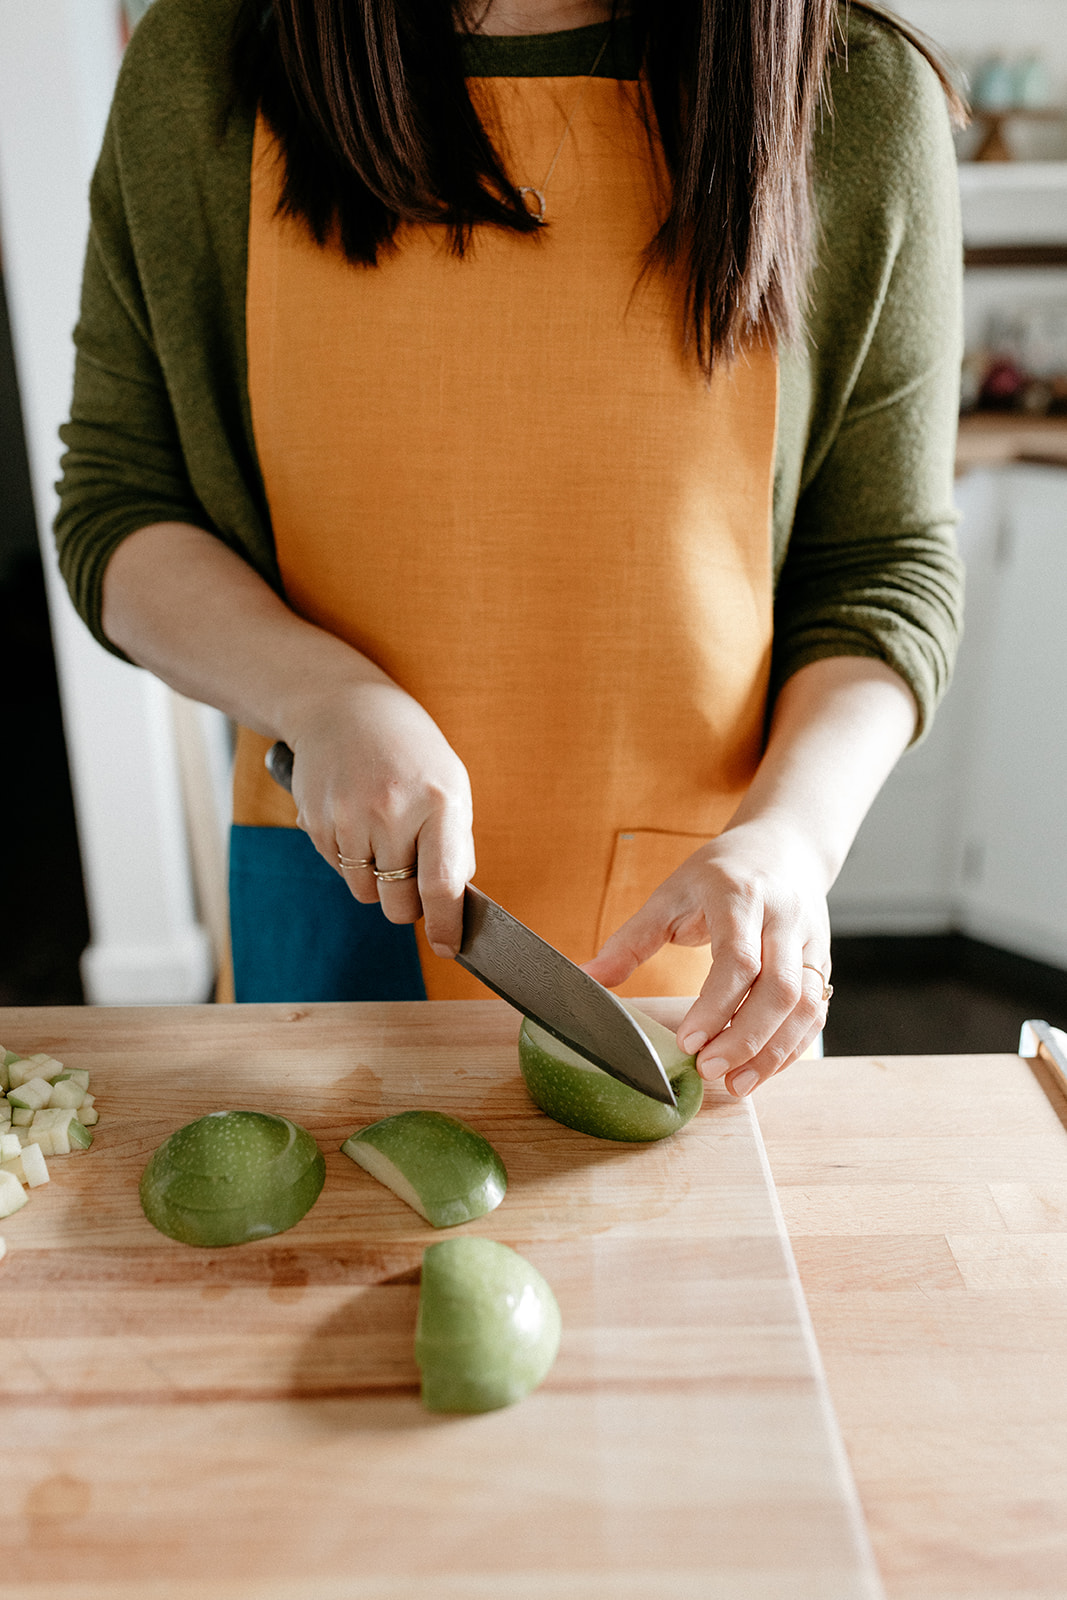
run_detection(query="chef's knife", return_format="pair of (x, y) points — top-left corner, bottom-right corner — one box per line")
(264, 740), (677, 1106)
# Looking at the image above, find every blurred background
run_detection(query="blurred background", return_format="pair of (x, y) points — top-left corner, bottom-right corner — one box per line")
(1, 0), (1066, 1053)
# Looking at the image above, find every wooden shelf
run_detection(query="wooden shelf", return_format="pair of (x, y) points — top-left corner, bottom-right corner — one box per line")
(957, 410), (1067, 471)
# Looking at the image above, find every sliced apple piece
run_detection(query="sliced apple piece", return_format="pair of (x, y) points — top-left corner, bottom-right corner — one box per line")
(416, 1237), (561, 1412)
(139, 1110), (324, 1247)
(341, 1111), (506, 1228)
(518, 1002), (703, 1142)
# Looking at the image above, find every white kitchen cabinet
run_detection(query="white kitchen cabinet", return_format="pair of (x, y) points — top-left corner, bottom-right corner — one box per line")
(830, 463), (1067, 969)
(953, 466), (1067, 965)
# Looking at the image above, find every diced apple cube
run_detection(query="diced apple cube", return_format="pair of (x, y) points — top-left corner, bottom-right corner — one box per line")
(49, 1079), (86, 1111)
(42, 1111), (88, 1156)
(80, 1107), (99, 1128)
(0, 1169), (28, 1216)
(11, 1108), (34, 1126)
(26, 1053), (64, 1078)
(19, 1142), (49, 1187)
(9, 1055), (61, 1087)
(25, 1127), (55, 1157)
(56, 1069), (90, 1090)
(0, 1133), (22, 1160)
(1, 1153), (25, 1182)
(8, 1078), (53, 1112)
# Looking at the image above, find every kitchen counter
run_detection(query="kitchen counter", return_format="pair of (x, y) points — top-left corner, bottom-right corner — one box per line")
(5, 1000), (1064, 1598)
(758, 1047), (1067, 1600)
(0, 999), (881, 1600)
(957, 411), (1067, 471)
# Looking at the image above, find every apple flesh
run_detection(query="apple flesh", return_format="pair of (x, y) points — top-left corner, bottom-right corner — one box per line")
(416, 1237), (561, 1412)
(518, 1002), (703, 1142)
(341, 1110), (507, 1227)
(139, 1110), (325, 1247)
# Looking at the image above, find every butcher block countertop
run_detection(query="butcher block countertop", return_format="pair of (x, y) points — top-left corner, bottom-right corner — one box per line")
(0, 1000), (881, 1600)
(758, 1049), (1067, 1600)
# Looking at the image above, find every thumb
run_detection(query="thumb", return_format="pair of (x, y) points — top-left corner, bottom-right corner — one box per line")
(581, 898), (671, 989)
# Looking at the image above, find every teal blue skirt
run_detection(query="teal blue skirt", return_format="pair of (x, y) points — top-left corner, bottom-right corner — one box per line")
(228, 825), (426, 1003)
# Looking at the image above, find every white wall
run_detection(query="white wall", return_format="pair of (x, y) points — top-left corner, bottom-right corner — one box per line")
(0, 0), (214, 1003)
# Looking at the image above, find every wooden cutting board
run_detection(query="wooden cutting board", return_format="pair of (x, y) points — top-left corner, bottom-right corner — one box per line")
(0, 1000), (881, 1600)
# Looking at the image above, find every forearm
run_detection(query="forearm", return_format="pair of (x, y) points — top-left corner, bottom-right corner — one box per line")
(725, 655), (918, 889)
(101, 521), (475, 953)
(101, 522), (391, 741)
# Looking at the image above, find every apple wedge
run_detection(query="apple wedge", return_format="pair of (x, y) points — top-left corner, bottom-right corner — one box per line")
(139, 1110), (325, 1247)
(341, 1110), (506, 1228)
(416, 1237), (561, 1412)
(518, 1002), (703, 1141)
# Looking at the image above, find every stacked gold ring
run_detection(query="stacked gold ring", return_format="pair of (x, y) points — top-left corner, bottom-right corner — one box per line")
(337, 854), (375, 871)
(373, 864), (418, 883)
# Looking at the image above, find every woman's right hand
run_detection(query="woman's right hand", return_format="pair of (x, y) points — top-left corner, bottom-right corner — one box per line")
(284, 678), (476, 958)
(101, 522), (476, 956)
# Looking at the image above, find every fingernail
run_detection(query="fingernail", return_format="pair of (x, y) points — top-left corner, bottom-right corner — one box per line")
(697, 1055), (728, 1081)
(681, 1032), (707, 1055)
(430, 942), (458, 959)
(729, 1068), (759, 1097)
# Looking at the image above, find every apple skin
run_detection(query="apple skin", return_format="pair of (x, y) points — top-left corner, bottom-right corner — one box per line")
(518, 1006), (703, 1142)
(139, 1110), (325, 1247)
(416, 1237), (562, 1413)
(341, 1110), (506, 1227)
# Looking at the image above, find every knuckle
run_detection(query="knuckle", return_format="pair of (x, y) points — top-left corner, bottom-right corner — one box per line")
(725, 946), (762, 989)
(796, 990), (825, 1028)
(761, 1040), (792, 1076)
(763, 971), (802, 1012)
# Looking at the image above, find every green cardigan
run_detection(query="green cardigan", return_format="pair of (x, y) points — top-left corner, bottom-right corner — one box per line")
(55, 0), (965, 737)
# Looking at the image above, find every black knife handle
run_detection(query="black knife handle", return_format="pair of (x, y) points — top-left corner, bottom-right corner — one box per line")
(265, 740), (295, 793)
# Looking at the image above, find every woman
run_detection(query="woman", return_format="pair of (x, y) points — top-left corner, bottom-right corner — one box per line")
(56, 0), (964, 1096)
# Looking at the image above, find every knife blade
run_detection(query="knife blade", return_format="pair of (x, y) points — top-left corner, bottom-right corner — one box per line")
(457, 885), (676, 1107)
(264, 740), (677, 1106)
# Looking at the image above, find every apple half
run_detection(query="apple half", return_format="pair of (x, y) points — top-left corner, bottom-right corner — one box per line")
(518, 1002), (703, 1141)
(415, 1237), (561, 1412)
(341, 1110), (506, 1227)
(139, 1110), (325, 1247)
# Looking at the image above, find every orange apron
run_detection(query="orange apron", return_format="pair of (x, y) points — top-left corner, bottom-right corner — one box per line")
(239, 75), (778, 999)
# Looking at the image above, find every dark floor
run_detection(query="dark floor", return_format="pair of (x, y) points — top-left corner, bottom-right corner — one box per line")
(823, 933), (1067, 1057)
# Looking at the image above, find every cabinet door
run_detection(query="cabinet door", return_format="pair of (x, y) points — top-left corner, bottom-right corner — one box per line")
(827, 469), (999, 935)
(955, 465), (1067, 967)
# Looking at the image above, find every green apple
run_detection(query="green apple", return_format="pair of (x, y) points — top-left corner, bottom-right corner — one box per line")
(0, 1168), (28, 1220)
(139, 1110), (325, 1247)
(415, 1237), (561, 1412)
(341, 1110), (506, 1227)
(518, 1002), (703, 1142)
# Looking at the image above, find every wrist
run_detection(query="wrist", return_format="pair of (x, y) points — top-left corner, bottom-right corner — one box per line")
(717, 809), (838, 897)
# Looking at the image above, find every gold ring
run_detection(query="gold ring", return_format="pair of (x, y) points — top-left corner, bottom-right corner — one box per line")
(338, 854), (375, 871)
(373, 864), (418, 883)
(802, 963), (833, 1003)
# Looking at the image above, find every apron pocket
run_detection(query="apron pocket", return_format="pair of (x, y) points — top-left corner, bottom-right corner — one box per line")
(596, 829), (713, 1000)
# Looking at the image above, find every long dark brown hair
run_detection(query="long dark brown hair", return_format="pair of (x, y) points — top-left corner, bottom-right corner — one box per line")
(232, 0), (963, 373)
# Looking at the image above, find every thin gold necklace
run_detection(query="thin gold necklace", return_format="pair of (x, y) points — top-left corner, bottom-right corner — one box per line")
(516, 30), (612, 224)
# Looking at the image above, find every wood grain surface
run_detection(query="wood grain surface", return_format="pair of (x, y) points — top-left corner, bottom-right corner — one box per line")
(0, 1000), (880, 1600)
(758, 1050), (1067, 1600)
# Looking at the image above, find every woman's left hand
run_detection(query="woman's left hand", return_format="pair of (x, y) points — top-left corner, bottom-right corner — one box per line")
(582, 817), (833, 1097)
